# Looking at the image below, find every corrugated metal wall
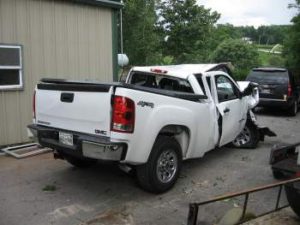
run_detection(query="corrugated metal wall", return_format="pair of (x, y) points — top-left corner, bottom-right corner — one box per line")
(0, 0), (113, 146)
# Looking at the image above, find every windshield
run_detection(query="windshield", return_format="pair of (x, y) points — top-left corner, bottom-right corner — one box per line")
(246, 71), (289, 85)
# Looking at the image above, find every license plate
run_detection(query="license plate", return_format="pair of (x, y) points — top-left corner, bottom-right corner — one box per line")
(59, 132), (73, 146)
(261, 89), (271, 94)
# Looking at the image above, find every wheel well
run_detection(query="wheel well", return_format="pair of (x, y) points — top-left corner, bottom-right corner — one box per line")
(158, 125), (190, 158)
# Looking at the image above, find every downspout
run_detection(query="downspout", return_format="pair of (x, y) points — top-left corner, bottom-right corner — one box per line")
(120, 1), (123, 54)
(111, 9), (119, 81)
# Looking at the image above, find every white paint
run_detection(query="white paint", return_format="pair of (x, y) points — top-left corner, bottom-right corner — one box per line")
(34, 64), (258, 165)
(36, 87), (113, 137)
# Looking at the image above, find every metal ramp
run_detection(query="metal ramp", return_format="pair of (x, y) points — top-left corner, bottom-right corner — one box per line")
(0, 143), (52, 159)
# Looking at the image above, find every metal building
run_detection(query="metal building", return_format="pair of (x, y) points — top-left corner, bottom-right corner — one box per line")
(0, 0), (121, 146)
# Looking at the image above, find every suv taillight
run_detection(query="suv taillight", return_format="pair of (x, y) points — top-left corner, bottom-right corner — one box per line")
(111, 96), (135, 133)
(33, 90), (36, 119)
(288, 83), (292, 97)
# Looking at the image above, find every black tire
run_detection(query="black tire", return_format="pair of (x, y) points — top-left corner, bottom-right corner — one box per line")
(136, 136), (182, 193)
(272, 169), (285, 180)
(231, 120), (260, 149)
(288, 100), (298, 117)
(285, 183), (300, 217)
(64, 155), (97, 168)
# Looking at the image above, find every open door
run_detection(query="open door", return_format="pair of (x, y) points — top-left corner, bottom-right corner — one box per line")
(213, 75), (247, 146)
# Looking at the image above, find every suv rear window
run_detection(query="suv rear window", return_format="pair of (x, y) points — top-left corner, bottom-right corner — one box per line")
(246, 70), (289, 85)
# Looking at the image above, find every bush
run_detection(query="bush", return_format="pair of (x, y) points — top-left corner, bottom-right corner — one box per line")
(210, 39), (260, 80)
(268, 55), (286, 67)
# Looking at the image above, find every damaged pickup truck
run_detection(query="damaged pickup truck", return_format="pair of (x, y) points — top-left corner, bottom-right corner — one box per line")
(28, 64), (275, 193)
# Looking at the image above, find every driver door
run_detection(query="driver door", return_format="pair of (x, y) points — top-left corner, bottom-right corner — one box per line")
(214, 75), (246, 146)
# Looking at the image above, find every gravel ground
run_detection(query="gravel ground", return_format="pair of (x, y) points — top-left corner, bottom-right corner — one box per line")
(243, 208), (299, 225)
(0, 108), (299, 225)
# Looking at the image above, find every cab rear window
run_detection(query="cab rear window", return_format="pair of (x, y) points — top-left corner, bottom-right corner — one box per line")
(129, 72), (194, 93)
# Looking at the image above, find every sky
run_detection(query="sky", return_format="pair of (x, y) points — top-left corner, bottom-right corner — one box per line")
(197, 0), (298, 27)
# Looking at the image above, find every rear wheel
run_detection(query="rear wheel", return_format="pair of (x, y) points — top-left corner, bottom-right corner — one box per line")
(64, 155), (97, 168)
(231, 121), (259, 149)
(288, 100), (298, 117)
(136, 136), (182, 193)
(285, 183), (300, 217)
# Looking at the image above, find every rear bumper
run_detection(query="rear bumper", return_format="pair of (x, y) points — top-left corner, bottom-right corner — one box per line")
(258, 97), (294, 108)
(27, 124), (127, 161)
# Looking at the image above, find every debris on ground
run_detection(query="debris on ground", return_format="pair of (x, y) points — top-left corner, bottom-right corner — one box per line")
(79, 204), (135, 225)
(243, 208), (299, 225)
(42, 185), (57, 192)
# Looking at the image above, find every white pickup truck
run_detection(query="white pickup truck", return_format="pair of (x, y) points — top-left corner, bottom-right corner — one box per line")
(28, 64), (275, 193)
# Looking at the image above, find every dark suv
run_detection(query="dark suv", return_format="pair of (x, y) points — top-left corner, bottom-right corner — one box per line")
(246, 67), (300, 116)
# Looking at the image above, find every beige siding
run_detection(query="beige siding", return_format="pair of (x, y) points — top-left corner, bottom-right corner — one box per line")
(0, 0), (113, 146)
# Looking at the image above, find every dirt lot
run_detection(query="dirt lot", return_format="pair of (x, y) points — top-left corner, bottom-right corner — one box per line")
(0, 109), (300, 225)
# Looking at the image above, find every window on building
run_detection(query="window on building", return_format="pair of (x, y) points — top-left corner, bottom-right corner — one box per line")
(0, 45), (23, 90)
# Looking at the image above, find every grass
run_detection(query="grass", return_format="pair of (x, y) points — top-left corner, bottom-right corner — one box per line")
(256, 44), (273, 50)
(258, 52), (271, 66)
(258, 51), (285, 67)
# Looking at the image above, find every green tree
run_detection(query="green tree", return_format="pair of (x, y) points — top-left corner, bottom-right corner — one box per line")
(158, 0), (220, 63)
(123, 0), (161, 65)
(284, 0), (300, 73)
(210, 39), (260, 80)
(208, 24), (242, 51)
(256, 25), (290, 45)
(237, 26), (257, 42)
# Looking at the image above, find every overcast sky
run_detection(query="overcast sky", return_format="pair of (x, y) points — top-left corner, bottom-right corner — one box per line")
(197, 0), (298, 27)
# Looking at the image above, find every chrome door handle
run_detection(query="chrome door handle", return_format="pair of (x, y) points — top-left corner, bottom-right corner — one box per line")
(223, 108), (230, 113)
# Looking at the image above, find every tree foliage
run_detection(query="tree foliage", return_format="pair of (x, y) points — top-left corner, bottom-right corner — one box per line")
(284, 0), (300, 72)
(209, 24), (242, 51)
(122, 0), (291, 74)
(123, 0), (161, 65)
(210, 39), (260, 79)
(157, 0), (220, 63)
(268, 55), (286, 67)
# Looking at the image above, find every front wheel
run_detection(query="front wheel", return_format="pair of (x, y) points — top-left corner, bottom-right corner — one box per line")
(136, 136), (182, 193)
(231, 121), (260, 149)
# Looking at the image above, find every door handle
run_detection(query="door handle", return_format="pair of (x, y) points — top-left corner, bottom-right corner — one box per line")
(61, 93), (74, 103)
(223, 108), (230, 113)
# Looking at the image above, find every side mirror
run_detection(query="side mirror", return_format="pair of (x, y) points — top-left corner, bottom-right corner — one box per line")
(242, 82), (258, 97)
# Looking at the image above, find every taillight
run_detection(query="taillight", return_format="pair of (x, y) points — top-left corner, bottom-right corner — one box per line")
(288, 83), (292, 97)
(111, 96), (135, 133)
(33, 90), (36, 119)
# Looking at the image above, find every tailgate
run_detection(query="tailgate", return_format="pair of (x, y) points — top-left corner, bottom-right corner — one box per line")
(35, 80), (114, 137)
(259, 83), (287, 100)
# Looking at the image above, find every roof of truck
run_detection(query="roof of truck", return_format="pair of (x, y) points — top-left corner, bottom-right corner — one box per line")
(132, 63), (232, 79)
